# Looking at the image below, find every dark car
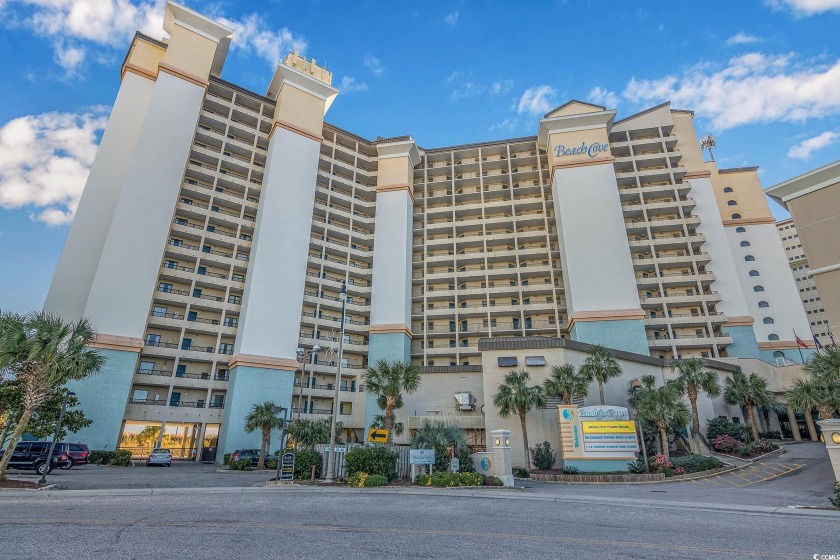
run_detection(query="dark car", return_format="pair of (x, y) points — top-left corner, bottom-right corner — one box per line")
(0, 441), (71, 475)
(230, 449), (277, 466)
(59, 442), (90, 468)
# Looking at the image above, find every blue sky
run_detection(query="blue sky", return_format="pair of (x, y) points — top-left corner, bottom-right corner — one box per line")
(1, 0), (840, 313)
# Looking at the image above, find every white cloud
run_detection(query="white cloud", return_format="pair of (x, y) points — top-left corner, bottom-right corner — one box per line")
(517, 85), (557, 115)
(444, 11), (459, 26)
(623, 52), (840, 130)
(765, 0), (840, 15)
(726, 32), (761, 45)
(216, 13), (305, 68)
(588, 86), (619, 108)
(5, 1), (306, 74)
(446, 72), (513, 101)
(787, 130), (839, 159)
(0, 109), (107, 226)
(364, 54), (384, 76)
(489, 118), (519, 132)
(340, 76), (368, 93)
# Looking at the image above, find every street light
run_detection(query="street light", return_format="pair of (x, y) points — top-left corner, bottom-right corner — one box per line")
(629, 379), (649, 473)
(324, 281), (347, 482)
(295, 344), (321, 421)
(272, 405), (290, 481)
(40, 390), (75, 485)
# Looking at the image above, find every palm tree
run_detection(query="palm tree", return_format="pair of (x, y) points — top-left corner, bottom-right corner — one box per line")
(286, 417), (343, 449)
(244, 402), (283, 469)
(630, 375), (690, 459)
(412, 419), (467, 452)
(724, 372), (774, 442)
(671, 358), (721, 450)
(492, 369), (546, 469)
(363, 359), (421, 443)
(543, 363), (589, 405)
(786, 378), (828, 441)
(371, 413), (404, 438)
(580, 344), (621, 405)
(800, 346), (840, 420)
(0, 312), (103, 480)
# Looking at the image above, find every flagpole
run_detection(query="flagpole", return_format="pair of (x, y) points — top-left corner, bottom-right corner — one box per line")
(793, 329), (805, 364)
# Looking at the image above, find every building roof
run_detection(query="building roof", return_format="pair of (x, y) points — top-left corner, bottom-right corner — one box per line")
(765, 158), (840, 208)
(543, 99), (606, 118)
(613, 101), (672, 126)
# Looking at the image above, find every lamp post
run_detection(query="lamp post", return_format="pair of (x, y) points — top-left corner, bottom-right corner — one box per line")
(324, 281), (347, 482)
(40, 390), (75, 485)
(272, 405), (290, 481)
(295, 344), (321, 421)
(629, 379), (649, 473)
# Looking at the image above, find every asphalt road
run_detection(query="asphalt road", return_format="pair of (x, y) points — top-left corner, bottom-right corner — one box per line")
(1, 489), (837, 560)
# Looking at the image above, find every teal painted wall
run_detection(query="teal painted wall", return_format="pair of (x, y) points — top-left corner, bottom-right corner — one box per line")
(66, 347), (138, 450)
(217, 365), (294, 459)
(722, 325), (761, 359)
(570, 319), (650, 356)
(364, 332), (411, 432)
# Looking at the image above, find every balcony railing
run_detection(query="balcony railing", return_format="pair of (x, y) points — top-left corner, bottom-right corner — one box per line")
(145, 340), (179, 349)
(129, 398), (166, 406)
(170, 401), (206, 408)
(136, 368), (172, 377)
(175, 372), (211, 380)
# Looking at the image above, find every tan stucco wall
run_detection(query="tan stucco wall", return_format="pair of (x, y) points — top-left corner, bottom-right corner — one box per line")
(123, 37), (166, 79)
(670, 112), (705, 174)
(707, 164), (773, 222)
(788, 181), (840, 270)
(547, 127), (611, 168)
(161, 23), (218, 78)
(377, 156), (413, 187)
(273, 84), (326, 139)
(813, 269), (840, 336)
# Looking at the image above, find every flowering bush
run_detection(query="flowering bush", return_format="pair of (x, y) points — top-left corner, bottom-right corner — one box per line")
(751, 439), (779, 454)
(652, 454), (673, 470)
(673, 467), (686, 475)
(711, 434), (742, 453)
(347, 472), (369, 487)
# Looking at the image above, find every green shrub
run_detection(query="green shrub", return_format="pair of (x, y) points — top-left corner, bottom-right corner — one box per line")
(627, 458), (648, 473)
(229, 457), (252, 471)
(759, 431), (782, 440)
(363, 474), (388, 487)
(458, 472), (483, 486)
(512, 466), (530, 478)
(415, 473), (431, 486)
(345, 446), (397, 481)
(530, 441), (556, 470)
(483, 475), (503, 487)
(735, 444), (754, 456)
(89, 450), (115, 465)
(265, 459), (278, 470)
(431, 471), (459, 487)
(293, 448), (323, 479)
(830, 482), (840, 509)
(561, 465), (579, 474)
(347, 472), (368, 487)
(457, 446), (475, 472)
(223, 453), (232, 465)
(110, 450), (132, 466)
(670, 454), (723, 474)
(706, 417), (750, 442)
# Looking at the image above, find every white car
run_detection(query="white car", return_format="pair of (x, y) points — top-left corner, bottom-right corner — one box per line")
(146, 448), (172, 467)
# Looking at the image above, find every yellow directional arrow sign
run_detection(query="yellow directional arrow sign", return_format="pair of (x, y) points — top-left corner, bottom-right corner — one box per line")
(367, 428), (389, 443)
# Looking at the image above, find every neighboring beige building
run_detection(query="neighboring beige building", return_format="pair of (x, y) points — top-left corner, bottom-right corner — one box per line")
(43, 2), (817, 461)
(767, 160), (840, 344)
(776, 218), (832, 347)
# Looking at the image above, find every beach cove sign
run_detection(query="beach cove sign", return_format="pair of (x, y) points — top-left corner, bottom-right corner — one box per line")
(558, 405), (639, 460)
(554, 141), (609, 159)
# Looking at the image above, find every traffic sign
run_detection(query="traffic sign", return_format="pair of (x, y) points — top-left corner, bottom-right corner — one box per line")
(367, 428), (389, 443)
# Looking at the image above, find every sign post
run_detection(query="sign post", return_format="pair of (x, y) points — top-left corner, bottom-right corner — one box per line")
(367, 428), (389, 444)
(280, 452), (295, 482)
(557, 405), (640, 473)
(409, 449), (435, 482)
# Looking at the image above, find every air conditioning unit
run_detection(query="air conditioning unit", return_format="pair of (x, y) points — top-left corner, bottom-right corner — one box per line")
(454, 392), (476, 411)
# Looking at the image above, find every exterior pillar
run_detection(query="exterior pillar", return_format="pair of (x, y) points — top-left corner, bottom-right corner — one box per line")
(156, 421), (167, 449)
(805, 409), (819, 442)
(489, 429), (514, 487)
(365, 139), (420, 431)
(816, 419), (840, 482)
(217, 53), (336, 458)
(787, 404), (802, 442)
(195, 422), (207, 462)
(537, 105), (648, 354)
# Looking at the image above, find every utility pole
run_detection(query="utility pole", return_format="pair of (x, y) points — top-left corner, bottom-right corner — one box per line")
(324, 281), (347, 482)
(40, 390), (74, 485)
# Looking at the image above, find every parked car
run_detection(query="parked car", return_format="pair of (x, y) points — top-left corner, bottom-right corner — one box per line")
(146, 448), (172, 467)
(59, 442), (90, 469)
(230, 449), (277, 467)
(0, 441), (71, 475)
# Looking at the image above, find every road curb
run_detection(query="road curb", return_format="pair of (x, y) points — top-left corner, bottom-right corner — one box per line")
(1, 483), (837, 519)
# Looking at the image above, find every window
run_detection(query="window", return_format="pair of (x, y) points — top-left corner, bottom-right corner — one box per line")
(176, 364), (186, 377)
(768, 334), (779, 341)
(152, 306), (167, 317)
(773, 351), (785, 359)
(732, 213), (741, 219)
(744, 255), (755, 261)
(724, 187), (733, 193)
(727, 200), (737, 206)
(763, 317), (774, 324)
(525, 356), (546, 366)
(181, 338), (192, 350)
(736, 226), (746, 233)
(740, 241), (750, 247)
(158, 282), (173, 293)
(145, 334), (160, 346)
(497, 356), (518, 367)
(138, 361), (155, 373)
(754, 285), (764, 292)
(749, 270), (760, 276)
(340, 402), (352, 415)
(758, 301), (769, 308)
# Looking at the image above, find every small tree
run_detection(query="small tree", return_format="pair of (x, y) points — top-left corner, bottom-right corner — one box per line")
(492, 370), (546, 470)
(671, 358), (721, 451)
(244, 402), (283, 469)
(543, 363), (589, 405)
(787, 346), (840, 421)
(412, 419), (468, 471)
(0, 312), (103, 481)
(724, 372), (774, 442)
(580, 344), (622, 405)
(364, 360), (421, 444)
(286, 417), (343, 448)
(630, 375), (690, 459)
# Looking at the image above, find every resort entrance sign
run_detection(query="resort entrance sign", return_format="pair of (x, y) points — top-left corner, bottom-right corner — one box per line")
(554, 141), (609, 159)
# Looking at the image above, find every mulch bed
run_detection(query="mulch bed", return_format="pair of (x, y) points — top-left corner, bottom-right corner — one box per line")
(0, 479), (41, 490)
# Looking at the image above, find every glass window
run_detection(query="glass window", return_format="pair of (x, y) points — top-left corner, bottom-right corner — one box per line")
(745, 255), (755, 261)
(763, 317), (774, 324)
(768, 334), (779, 341)
(749, 270), (760, 276)
(524, 356), (546, 366)
(758, 301), (769, 308)
(736, 227), (746, 233)
(732, 213), (741, 219)
(727, 200), (737, 206)
(497, 356), (518, 367)
(740, 241), (750, 247)
(754, 285), (764, 292)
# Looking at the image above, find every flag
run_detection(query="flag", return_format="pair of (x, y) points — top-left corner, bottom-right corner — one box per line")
(813, 335), (823, 350)
(795, 335), (808, 348)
